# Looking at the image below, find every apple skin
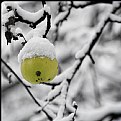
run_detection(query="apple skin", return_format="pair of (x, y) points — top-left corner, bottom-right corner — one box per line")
(21, 57), (58, 84)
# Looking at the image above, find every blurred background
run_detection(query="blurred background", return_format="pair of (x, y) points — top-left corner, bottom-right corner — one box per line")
(1, 1), (121, 121)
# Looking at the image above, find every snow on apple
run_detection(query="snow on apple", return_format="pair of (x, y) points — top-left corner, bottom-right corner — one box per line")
(18, 37), (56, 63)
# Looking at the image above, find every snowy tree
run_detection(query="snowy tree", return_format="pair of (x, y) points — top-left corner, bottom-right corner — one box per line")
(1, 1), (121, 121)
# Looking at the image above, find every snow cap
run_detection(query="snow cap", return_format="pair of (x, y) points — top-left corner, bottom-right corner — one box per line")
(18, 37), (56, 63)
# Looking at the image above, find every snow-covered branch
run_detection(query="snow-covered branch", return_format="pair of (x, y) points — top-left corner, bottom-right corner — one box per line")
(4, 2), (50, 28)
(53, 80), (78, 121)
(2, 2), (51, 45)
(46, 80), (66, 102)
(75, 1), (121, 61)
(52, 2), (72, 44)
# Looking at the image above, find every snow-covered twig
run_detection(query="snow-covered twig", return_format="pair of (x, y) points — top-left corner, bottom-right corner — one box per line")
(57, 81), (68, 118)
(46, 81), (66, 102)
(15, 27), (27, 46)
(72, 101), (78, 121)
(37, 80), (67, 114)
(54, 101), (78, 121)
(41, 65), (78, 86)
(53, 80), (69, 121)
(52, 2), (72, 44)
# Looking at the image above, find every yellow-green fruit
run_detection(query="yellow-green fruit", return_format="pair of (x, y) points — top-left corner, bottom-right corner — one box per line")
(21, 56), (58, 84)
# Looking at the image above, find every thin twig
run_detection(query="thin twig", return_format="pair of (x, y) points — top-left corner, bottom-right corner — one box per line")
(53, 2), (72, 44)
(72, 101), (78, 121)
(1, 58), (41, 106)
(43, 12), (51, 38)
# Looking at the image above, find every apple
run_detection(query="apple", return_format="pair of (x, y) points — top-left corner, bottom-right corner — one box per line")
(21, 56), (58, 84)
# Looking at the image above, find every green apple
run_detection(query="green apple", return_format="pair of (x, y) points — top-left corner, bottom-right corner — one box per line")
(21, 56), (58, 84)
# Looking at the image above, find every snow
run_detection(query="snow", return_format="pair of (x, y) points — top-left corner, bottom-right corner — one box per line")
(44, 5), (51, 14)
(7, 72), (13, 83)
(2, 11), (14, 25)
(50, 74), (65, 85)
(18, 37), (56, 63)
(54, 113), (74, 121)
(61, 113), (74, 121)
(75, 43), (90, 59)
(15, 27), (22, 35)
(72, 101), (77, 107)
(56, 104), (65, 120)
(73, 1), (90, 6)
(47, 81), (64, 101)
(110, 14), (121, 22)
(65, 60), (80, 79)
(49, 60), (80, 85)
(25, 20), (47, 41)
(57, 7), (94, 35)
(4, 2), (50, 23)
(1, 2), (7, 14)
(53, 81), (69, 121)
(7, 72), (13, 78)
(22, 79), (32, 87)
(53, 11), (68, 26)
(112, 1), (121, 8)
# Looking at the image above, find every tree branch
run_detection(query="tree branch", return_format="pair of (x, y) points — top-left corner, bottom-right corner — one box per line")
(4, 2), (50, 28)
